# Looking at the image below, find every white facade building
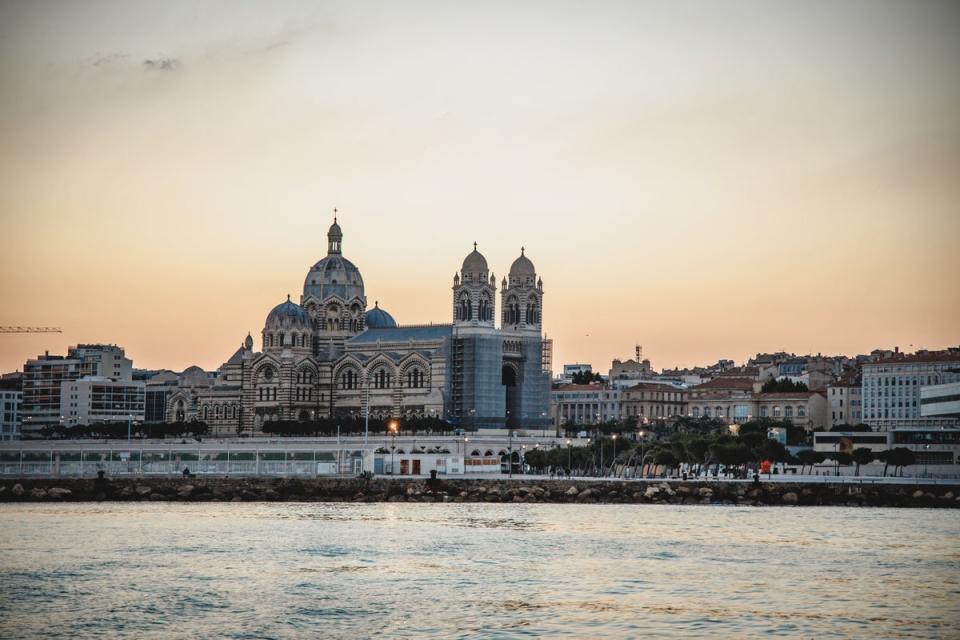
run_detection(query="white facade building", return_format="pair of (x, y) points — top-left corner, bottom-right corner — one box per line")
(21, 344), (134, 437)
(0, 389), (20, 441)
(861, 351), (960, 430)
(920, 381), (960, 419)
(60, 377), (146, 427)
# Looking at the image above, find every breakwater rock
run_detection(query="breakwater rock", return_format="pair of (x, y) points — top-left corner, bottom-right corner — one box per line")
(0, 477), (957, 508)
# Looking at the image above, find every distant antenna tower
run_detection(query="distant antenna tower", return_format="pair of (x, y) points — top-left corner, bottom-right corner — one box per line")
(636, 344), (642, 362)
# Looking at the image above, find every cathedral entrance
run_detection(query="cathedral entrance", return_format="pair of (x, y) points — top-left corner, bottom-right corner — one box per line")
(502, 364), (520, 428)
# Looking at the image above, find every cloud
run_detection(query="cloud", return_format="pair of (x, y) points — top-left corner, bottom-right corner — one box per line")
(90, 52), (128, 68)
(143, 58), (181, 72)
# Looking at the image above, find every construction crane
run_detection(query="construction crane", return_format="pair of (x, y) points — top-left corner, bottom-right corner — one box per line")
(0, 327), (62, 333)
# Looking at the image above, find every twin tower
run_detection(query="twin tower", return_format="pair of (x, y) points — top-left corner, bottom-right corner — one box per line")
(452, 243), (544, 333)
(449, 243), (550, 431)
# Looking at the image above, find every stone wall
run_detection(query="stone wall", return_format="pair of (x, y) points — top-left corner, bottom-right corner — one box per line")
(0, 477), (957, 508)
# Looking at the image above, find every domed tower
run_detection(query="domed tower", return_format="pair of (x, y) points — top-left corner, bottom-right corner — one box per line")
(452, 242), (496, 330)
(262, 295), (313, 355)
(301, 215), (368, 356)
(501, 247), (543, 333)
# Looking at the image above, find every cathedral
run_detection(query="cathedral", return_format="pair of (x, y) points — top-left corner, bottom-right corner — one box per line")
(166, 218), (551, 436)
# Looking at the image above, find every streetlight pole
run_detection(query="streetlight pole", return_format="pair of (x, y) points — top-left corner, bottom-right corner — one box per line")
(611, 433), (617, 477)
(389, 420), (398, 474)
(364, 378), (371, 444)
(566, 439), (572, 472)
(638, 430), (646, 478)
(127, 414), (133, 443)
(508, 430), (513, 478)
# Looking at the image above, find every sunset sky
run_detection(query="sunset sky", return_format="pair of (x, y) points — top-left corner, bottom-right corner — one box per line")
(1, 0), (958, 375)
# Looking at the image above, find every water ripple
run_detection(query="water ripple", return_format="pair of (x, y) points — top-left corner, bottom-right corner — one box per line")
(0, 503), (958, 639)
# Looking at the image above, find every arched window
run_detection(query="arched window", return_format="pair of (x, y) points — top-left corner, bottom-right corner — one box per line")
(785, 406), (794, 418)
(693, 407), (700, 418)
(406, 368), (425, 388)
(797, 406), (806, 417)
(340, 369), (358, 390)
(374, 369), (391, 389)
(773, 406), (782, 418)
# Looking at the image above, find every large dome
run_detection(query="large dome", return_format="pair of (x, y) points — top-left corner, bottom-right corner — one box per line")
(303, 218), (365, 301)
(461, 243), (488, 274)
(303, 255), (365, 300)
(365, 302), (397, 329)
(509, 248), (536, 278)
(266, 297), (310, 326)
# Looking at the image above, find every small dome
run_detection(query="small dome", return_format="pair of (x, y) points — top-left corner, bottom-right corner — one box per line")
(266, 297), (310, 326)
(365, 302), (397, 329)
(462, 243), (488, 274)
(509, 248), (536, 278)
(328, 219), (342, 237)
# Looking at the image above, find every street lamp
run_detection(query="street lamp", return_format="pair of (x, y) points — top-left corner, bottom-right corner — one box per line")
(638, 430), (646, 478)
(389, 420), (398, 474)
(611, 433), (618, 477)
(364, 377), (372, 444)
(566, 438), (572, 473)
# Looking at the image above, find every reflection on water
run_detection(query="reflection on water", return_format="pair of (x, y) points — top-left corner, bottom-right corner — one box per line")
(0, 503), (958, 638)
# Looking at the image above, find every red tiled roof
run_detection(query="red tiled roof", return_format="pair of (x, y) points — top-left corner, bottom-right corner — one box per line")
(625, 383), (686, 392)
(754, 391), (818, 399)
(867, 351), (960, 365)
(553, 383), (604, 391)
(691, 377), (755, 391)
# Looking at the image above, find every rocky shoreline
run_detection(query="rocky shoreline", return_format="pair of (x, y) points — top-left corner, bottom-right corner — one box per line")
(1, 477), (958, 507)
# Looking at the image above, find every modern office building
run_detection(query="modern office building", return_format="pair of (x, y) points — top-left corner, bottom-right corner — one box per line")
(920, 381), (960, 420)
(861, 350), (960, 430)
(0, 374), (21, 440)
(20, 345), (134, 437)
(60, 377), (146, 427)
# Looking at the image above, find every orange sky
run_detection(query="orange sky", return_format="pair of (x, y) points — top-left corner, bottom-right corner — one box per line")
(1, 1), (958, 375)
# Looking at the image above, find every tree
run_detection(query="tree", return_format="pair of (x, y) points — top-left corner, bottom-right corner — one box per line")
(830, 423), (872, 433)
(829, 451), (853, 475)
(570, 371), (603, 384)
(755, 439), (790, 466)
(761, 378), (809, 393)
(684, 437), (712, 476)
(794, 449), (824, 475)
(523, 449), (548, 473)
(883, 447), (916, 477)
(651, 449), (678, 477)
(851, 448), (875, 476)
